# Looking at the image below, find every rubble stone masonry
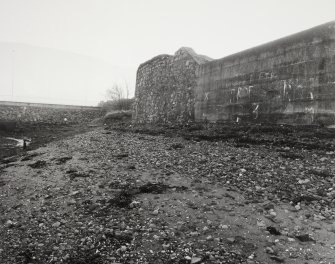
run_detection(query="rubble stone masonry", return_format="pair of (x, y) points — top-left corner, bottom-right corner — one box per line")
(133, 47), (211, 123)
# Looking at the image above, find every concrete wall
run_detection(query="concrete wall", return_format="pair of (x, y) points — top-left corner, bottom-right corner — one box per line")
(133, 47), (211, 123)
(0, 101), (104, 124)
(195, 21), (335, 125)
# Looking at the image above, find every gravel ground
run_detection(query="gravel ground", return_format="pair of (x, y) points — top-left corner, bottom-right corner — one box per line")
(0, 124), (335, 264)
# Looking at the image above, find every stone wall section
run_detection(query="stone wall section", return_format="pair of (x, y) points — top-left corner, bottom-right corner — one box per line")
(134, 21), (335, 126)
(133, 48), (211, 123)
(195, 21), (335, 125)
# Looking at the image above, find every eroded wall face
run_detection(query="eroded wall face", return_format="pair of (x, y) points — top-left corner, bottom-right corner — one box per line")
(195, 29), (335, 125)
(133, 51), (199, 123)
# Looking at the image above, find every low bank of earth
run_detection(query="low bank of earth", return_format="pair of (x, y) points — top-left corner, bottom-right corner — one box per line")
(0, 123), (335, 264)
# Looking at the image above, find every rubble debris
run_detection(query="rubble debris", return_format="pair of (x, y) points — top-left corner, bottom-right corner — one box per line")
(295, 234), (316, 243)
(0, 156), (18, 164)
(114, 153), (129, 159)
(169, 143), (185, 150)
(66, 170), (90, 179)
(55, 156), (72, 164)
(108, 190), (134, 208)
(21, 153), (39, 161)
(138, 182), (170, 194)
(266, 226), (281, 236)
(28, 160), (47, 168)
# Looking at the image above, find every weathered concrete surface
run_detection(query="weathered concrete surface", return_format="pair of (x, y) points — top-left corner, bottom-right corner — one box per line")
(133, 47), (211, 123)
(195, 21), (335, 125)
(0, 101), (104, 124)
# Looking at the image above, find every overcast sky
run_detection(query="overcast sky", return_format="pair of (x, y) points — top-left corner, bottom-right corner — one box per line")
(0, 0), (334, 105)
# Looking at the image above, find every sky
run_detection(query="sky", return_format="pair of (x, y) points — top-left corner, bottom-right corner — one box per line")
(0, 0), (334, 105)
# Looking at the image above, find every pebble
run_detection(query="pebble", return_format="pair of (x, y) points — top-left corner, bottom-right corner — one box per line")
(52, 221), (61, 228)
(71, 191), (80, 196)
(265, 247), (275, 254)
(5, 220), (14, 228)
(257, 220), (266, 227)
(120, 246), (127, 252)
(314, 214), (325, 221)
(328, 223), (335, 233)
(191, 257), (202, 264)
(227, 237), (235, 243)
(310, 222), (321, 230)
(206, 235), (213, 241)
(67, 199), (76, 205)
(298, 179), (310, 184)
(269, 211), (277, 217)
(263, 202), (275, 210)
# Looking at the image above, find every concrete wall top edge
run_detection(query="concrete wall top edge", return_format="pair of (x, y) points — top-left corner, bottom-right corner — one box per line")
(204, 20), (335, 68)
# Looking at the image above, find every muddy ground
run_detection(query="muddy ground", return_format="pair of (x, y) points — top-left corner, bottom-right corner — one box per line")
(1, 122), (335, 264)
(0, 121), (97, 159)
